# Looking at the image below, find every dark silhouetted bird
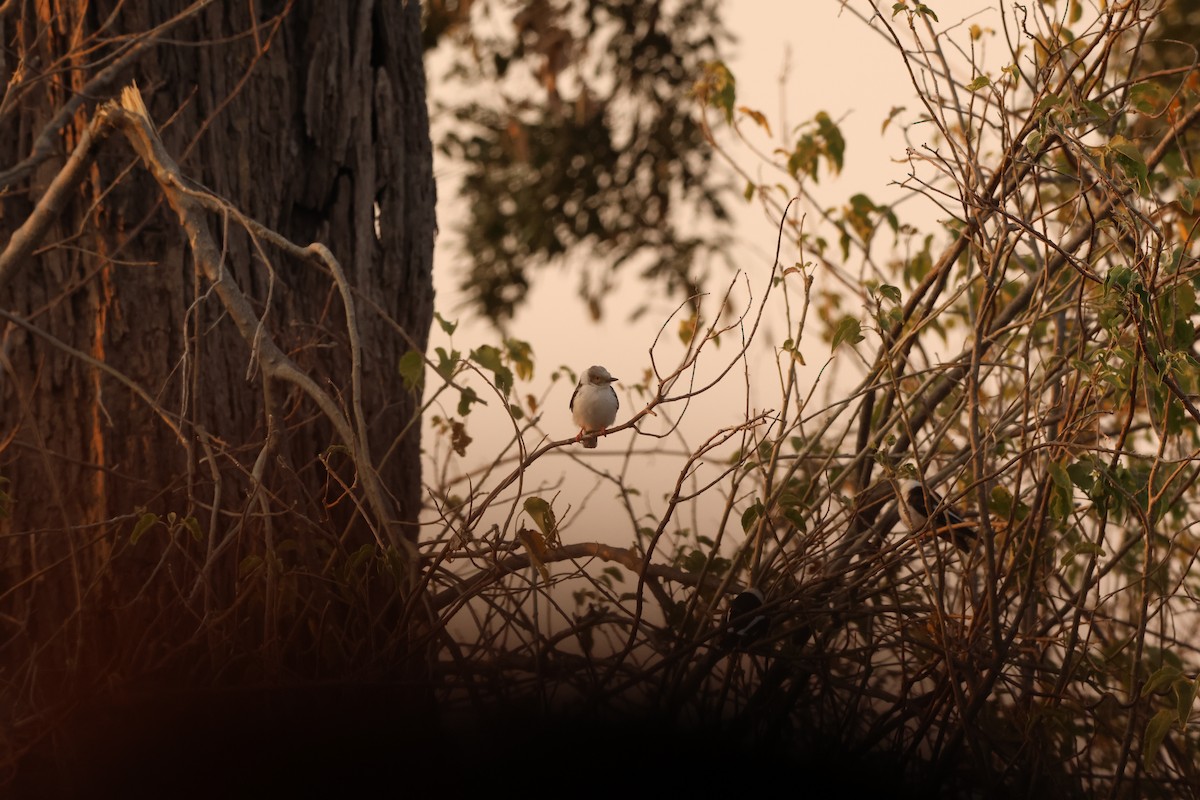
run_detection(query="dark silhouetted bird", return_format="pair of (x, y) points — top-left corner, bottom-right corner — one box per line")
(721, 588), (768, 649)
(899, 479), (976, 552)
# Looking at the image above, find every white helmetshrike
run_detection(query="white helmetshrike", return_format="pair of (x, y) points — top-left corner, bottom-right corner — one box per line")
(898, 479), (976, 552)
(721, 588), (768, 649)
(570, 365), (619, 448)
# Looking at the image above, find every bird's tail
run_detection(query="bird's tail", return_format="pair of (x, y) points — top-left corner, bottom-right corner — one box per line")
(582, 436), (598, 448)
(940, 523), (977, 552)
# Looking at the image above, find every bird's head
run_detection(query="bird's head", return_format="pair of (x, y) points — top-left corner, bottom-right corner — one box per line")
(583, 365), (618, 386)
(900, 479), (927, 509)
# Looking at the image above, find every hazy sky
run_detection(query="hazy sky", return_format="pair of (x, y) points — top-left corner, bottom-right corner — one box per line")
(421, 0), (997, 547)
(426, 0), (921, 379)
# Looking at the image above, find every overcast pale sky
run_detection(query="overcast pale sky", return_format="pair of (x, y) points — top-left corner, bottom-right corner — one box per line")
(421, 0), (997, 545)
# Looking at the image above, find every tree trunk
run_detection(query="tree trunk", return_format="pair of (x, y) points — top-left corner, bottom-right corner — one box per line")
(0, 0), (435, 721)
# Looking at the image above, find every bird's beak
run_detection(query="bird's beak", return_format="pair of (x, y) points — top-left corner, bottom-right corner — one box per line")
(610, 376), (619, 383)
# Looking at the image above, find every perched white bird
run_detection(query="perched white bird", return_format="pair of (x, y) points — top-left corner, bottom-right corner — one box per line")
(898, 479), (976, 551)
(570, 365), (619, 448)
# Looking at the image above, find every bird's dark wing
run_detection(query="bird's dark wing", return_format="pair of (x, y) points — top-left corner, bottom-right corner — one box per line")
(569, 382), (580, 412)
(611, 386), (619, 414)
(905, 484), (941, 530)
(910, 484), (975, 551)
(727, 590), (763, 620)
(939, 501), (967, 528)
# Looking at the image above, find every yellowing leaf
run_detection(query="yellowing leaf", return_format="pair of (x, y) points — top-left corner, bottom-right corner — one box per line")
(517, 527), (551, 582)
(737, 105), (772, 136)
(678, 314), (699, 346)
(523, 495), (560, 547)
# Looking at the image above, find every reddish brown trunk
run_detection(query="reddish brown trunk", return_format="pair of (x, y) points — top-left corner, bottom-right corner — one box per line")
(0, 0), (435, 735)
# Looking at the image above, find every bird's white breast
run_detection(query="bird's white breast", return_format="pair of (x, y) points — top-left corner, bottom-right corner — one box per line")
(572, 383), (618, 430)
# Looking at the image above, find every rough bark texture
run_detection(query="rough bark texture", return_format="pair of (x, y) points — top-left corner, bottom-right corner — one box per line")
(0, 0), (436, 752)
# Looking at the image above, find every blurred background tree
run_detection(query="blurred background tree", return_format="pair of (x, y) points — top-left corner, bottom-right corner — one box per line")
(425, 0), (733, 323)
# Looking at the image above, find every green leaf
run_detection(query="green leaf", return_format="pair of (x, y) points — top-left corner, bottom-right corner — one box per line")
(1105, 265), (1136, 293)
(602, 566), (625, 584)
(1108, 136), (1149, 193)
(131, 512), (158, 545)
(1066, 459), (1095, 491)
(470, 344), (504, 373)
(743, 181), (756, 201)
(398, 350), (425, 392)
(523, 496), (559, 547)
(787, 133), (820, 182)
(698, 61), (736, 123)
(831, 316), (864, 351)
(457, 387), (480, 417)
(815, 112), (845, 174)
(1081, 99), (1109, 123)
(434, 347), (460, 381)
(1130, 81), (1169, 116)
(1178, 178), (1200, 215)
(239, 554), (263, 577)
(845, 193), (879, 245)
(434, 311), (457, 336)
(989, 486), (1013, 517)
(679, 314), (698, 345)
(504, 338), (535, 381)
(183, 516), (204, 542)
(1035, 93), (1064, 114)
(1142, 665), (1183, 697)
(740, 501), (763, 533)
(1026, 130), (1043, 155)
(1143, 708), (1177, 769)
(879, 284), (902, 304)
(966, 75), (990, 91)
(783, 507), (806, 532)
(681, 549), (707, 574)
(1174, 676), (1199, 729)
(471, 344), (514, 395)
(1059, 540), (1105, 567)
(1048, 461), (1072, 490)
